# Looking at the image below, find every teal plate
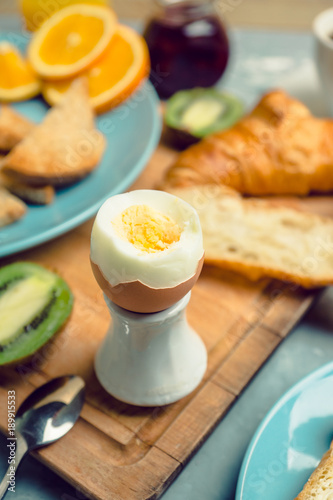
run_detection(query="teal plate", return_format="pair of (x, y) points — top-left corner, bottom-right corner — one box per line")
(0, 81), (161, 257)
(236, 361), (333, 500)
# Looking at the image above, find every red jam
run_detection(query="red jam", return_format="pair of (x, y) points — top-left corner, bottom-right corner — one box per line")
(143, 1), (230, 99)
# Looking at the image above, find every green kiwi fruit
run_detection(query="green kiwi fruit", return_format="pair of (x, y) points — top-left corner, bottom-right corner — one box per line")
(0, 262), (73, 366)
(164, 88), (244, 149)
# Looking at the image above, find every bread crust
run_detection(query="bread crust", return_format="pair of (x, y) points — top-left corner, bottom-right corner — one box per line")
(162, 90), (333, 196)
(294, 441), (333, 499)
(203, 257), (326, 288)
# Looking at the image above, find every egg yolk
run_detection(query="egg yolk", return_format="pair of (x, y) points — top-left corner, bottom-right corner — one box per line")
(112, 204), (182, 252)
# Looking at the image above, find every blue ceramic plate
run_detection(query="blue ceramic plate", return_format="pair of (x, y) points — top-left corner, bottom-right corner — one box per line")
(0, 82), (161, 257)
(236, 362), (333, 500)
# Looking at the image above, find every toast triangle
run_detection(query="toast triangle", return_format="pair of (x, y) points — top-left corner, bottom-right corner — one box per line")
(1, 78), (106, 186)
(0, 187), (26, 227)
(0, 105), (34, 152)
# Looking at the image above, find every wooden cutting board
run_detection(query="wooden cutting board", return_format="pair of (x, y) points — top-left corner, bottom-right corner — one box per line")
(0, 140), (331, 500)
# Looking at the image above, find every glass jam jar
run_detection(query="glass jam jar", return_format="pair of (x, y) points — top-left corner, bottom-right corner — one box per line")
(143, 0), (230, 99)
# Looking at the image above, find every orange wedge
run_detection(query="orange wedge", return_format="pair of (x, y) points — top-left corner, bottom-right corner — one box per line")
(28, 4), (117, 79)
(42, 25), (150, 114)
(0, 42), (41, 102)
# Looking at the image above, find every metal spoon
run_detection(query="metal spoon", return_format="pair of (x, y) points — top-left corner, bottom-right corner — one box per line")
(0, 375), (85, 499)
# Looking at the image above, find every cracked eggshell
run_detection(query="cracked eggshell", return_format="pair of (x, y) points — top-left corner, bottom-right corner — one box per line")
(90, 255), (204, 313)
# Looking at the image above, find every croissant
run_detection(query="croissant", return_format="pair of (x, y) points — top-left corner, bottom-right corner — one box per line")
(162, 90), (333, 196)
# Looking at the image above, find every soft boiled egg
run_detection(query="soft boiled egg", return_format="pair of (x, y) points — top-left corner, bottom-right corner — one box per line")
(90, 189), (204, 313)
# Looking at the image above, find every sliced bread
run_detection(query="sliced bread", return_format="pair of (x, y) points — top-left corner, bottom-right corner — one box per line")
(167, 184), (333, 288)
(294, 441), (333, 499)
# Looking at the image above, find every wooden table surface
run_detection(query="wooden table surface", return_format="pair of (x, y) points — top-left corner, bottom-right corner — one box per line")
(1, 0), (332, 30)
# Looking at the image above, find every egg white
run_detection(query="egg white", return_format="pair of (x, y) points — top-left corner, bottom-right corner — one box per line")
(90, 189), (204, 289)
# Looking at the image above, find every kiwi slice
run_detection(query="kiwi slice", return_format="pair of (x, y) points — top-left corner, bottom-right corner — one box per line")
(164, 88), (244, 149)
(0, 262), (73, 366)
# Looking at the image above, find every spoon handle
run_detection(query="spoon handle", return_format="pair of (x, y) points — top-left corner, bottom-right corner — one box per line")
(0, 434), (28, 499)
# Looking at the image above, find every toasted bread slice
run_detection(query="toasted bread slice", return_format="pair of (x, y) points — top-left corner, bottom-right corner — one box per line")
(295, 441), (333, 499)
(2, 78), (106, 186)
(0, 187), (26, 227)
(0, 172), (54, 205)
(167, 184), (333, 288)
(0, 105), (34, 152)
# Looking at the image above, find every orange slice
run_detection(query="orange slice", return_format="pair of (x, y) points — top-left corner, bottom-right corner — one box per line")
(42, 25), (150, 114)
(28, 4), (117, 79)
(19, 0), (111, 31)
(0, 42), (41, 102)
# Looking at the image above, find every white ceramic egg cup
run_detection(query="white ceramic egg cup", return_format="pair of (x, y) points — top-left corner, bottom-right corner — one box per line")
(95, 292), (207, 407)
